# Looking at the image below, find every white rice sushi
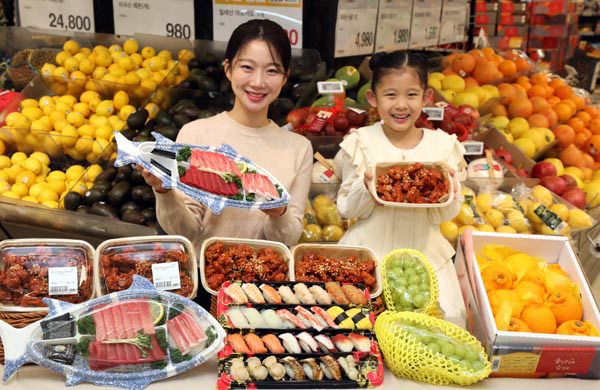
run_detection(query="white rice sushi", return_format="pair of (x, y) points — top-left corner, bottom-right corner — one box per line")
(309, 285), (332, 305)
(278, 285), (300, 304)
(294, 283), (316, 305)
(296, 332), (319, 353)
(261, 309), (284, 329)
(241, 307), (266, 328)
(227, 308), (250, 328)
(278, 333), (302, 354)
(314, 334), (335, 352)
(242, 283), (266, 304)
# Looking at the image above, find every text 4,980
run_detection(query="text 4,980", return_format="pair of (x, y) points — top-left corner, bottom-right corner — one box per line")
(48, 13), (91, 31)
(355, 31), (374, 49)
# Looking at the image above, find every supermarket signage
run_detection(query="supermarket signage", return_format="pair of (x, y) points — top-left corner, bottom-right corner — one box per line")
(409, 0), (443, 48)
(439, 0), (468, 45)
(317, 81), (344, 94)
(112, 0), (195, 39)
(17, 0), (95, 33)
(213, 0), (303, 48)
(151, 262), (181, 291)
(422, 107), (444, 121)
(461, 141), (484, 156)
(334, 0), (379, 58)
(375, 0), (413, 52)
(48, 266), (78, 296)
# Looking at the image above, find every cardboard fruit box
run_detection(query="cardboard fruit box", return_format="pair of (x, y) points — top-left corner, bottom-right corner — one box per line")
(455, 230), (600, 378)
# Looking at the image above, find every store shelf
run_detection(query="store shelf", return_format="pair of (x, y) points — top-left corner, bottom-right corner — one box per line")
(579, 14), (600, 24)
(579, 33), (600, 43)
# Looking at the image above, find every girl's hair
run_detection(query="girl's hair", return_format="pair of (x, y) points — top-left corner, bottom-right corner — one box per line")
(225, 19), (291, 73)
(369, 50), (428, 91)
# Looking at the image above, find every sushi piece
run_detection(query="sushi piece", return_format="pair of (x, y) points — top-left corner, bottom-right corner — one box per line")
(261, 309), (284, 329)
(263, 356), (286, 380)
(230, 358), (250, 382)
(320, 356), (342, 380)
(278, 285), (300, 304)
(311, 306), (338, 329)
(332, 334), (354, 352)
(246, 357), (268, 380)
(338, 356), (359, 380)
(225, 283), (248, 304)
(261, 334), (285, 354)
(279, 356), (305, 380)
(227, 308), (250, 328)
(275, 309), (306, 329)
(346, 308), (372, 329)
(227, 334), (251, 354)
(314, 334), (336, 353)
(293, 283), (316, 305)
(341, 284), (368, 305)
(327, 306), (354, 329)
(296, 332), (319, 353)
(278, 333), (302, 354)
(295, 306), (324, 331)
(242, 283), (266, 304)
(260, 284), (282, 304)
(244, 333), (268, 354)
(325, 282), (350, 305)
(348, 333), (371, 352)
(241, 307), (266, 328)
(309, 285), (332, 305)
(300, 358), (324, 380)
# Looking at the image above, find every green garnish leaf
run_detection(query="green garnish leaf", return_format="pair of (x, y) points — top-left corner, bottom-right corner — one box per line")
(178, 166), (186, 177)
(77, 316), (96, 335)
(205, 326), (217, 347)
(76, 338), (90, 357)
(155, 328), (169, 351)
(103, 329), (152, 358)
(275, 184), (283, 196)
(176, 146), (191, 162)
(170, 347), (192, 364)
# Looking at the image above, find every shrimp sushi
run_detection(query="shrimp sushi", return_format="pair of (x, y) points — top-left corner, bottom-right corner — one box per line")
(227, 308), (250, 328)
(309, 285), (332, 305)
(295, 306), (324, 331)
(279, 333), (302, 354)
(294, 283), (316, 305)
(244, 333), (268, 354)
(280, 356), (305, 380)
(300, 358), (323, 380)
(348, 333), (370, 352)
(278, 285), (300, 304)
(314, 334), (336, 352)
(261, 334), (285, 354)
(341, 284), (368, 305)
(325, 282), (349, 304)
(241, 307), (266, 328)
(275, 309), (306, 329)
(332, 334), (354, 352)
(227, 334), (251, 354)
(225, 283), (248, 304)
(311, 306), (338, 329)
(242, 283), (266, 304)
(320, 356), (342, 380)
(261, 309), (284, 329)
(260, 284), (282, 304)
(296, 332), (319, 353)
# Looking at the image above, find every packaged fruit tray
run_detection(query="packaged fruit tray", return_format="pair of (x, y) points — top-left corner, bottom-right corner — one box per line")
(0, 239), (95, 312)
(95, 235), (197, 299)
(291, 244), (381, 298)
(200, 238), (293, 295)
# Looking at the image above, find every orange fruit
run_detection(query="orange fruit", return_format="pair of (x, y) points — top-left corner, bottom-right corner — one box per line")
(516, 76), (530, 85)
(556, 320), (600, 336)
(464, 77), (479, 88)
(590, 118), (600, 135)
(547, 292), (583, 325)
(492, 54), (503, 64)
(442, 54), (457, 69)
(581, 166), (593, 180)
(582, 152), (595, 168)
(555, 85), (574, 99)
(515, 57), (530, 72)
(442, 68), (457, 76)
(498, 60), (517, 77)
(521, 305), (557, 334)
(559, 144), (583, 166)
(553, 125), (576, 148)
(513, 84), (528, 99)
(492, 103), (508, 117)
(530, 73), (549, 85)
(488, 289), (524, 317)
(540, 107), (558, 128)
(528, 113), (550, 128)
(508, 98), (533, 118)
(571, 95), (585, 110)
(508, 317), (532, 332)
(529, 96), (549, 113)
(514, 280), (546, 304)
(473, 61), (498, 85)
(554, 103), (573, 122)
(543, 84), (555, 98)
(482, 263), (514, 291)
(467, 49), (485, 62)
(482, 47), (495, 59)
(548, 96), (561, 107)
(567, 117), (585, 133)
(585, 135), (600, 158)
(576, 111), (592, 126)
(561, 99), (577, 113)
(451, 53), (476, 74)
(549, 78), (566, 89)
(498, 83), (516, 105)
(584, 105), (599, 119)
(527, 85), (546, 98)
(574, 132), (591, 149)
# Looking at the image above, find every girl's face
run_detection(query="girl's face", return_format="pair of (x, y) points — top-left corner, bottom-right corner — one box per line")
(225, 39), (287, 115)
(367, 68), (432, 134)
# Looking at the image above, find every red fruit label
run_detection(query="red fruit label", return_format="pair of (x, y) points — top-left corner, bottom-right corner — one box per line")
(501, 15), (515, 25)
(537, 347), (597, 373)
(475, 15), (490, 24)
(307, 110), (333, 132)
(502, 3), (515, 12)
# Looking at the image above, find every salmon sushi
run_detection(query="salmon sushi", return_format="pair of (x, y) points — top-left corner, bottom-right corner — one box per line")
(325, 282), (349, 305)
(244, 333), (268, 354)
(341, 284), (368, 305)
(225, 283), (248, 304)
(261, 334), (285, 354)
(227, 333), (251, 354)
(259, 284), (282, 304)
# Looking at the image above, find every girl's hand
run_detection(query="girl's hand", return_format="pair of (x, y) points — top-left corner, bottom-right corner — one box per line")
(449, 168), (459, 200)
(364, 170), (384, 207)
(137, 165), (170, 194)
(263, 206), (287, 217)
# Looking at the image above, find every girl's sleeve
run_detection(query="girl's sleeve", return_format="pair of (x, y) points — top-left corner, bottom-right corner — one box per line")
(263, 140), (313, 246)
(334, 149), (376, 220)
(427, 137), (465, 224)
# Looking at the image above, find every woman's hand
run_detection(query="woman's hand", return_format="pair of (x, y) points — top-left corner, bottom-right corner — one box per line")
(137, 165), (170, 194)
(263, 206), (287, 217)
(449, 168), (459, 200)
(364, 170), (384, 207)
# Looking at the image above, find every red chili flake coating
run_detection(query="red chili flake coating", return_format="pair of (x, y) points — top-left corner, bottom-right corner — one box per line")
(376, 163), (448, 203)
(295, 253), (377, 289)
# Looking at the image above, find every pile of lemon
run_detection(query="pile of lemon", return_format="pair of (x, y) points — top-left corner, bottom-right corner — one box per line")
(0, 151), (103, 209)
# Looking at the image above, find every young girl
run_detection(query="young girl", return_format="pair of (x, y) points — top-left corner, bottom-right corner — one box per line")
(141, 19), (312, 251)
(334, 51), (466, 326)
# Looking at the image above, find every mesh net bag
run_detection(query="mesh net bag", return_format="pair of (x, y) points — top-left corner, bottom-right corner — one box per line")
(374, 311), (491, 385)
(381, 249), (440, 317)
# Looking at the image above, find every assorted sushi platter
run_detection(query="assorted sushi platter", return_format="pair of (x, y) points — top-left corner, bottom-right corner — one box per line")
(216, 281), (384, 388)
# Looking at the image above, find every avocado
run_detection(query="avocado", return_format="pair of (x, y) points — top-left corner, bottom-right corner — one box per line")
(269, 98), (295, 126)
(92, 181), (112, 194)
(204, 65), (222, 82)
(194, 75), (218, 92)
(169, 99), (195, 116)
(208, 91), (227, 107)
(140, 208), (156, 225)
(299, 70), (316, 82)
(131, 185), (155, 206)
(133, 134), (153, 142)
(115, 165), (133, 183)
(84, 188), (107, 205)
(130, 168), (145, 186)
(178, 79), (197, 90)
(174, 113), (192, 128)
(120, 201), (141, 214)
(188, 59), (203, 71)
(292, 83), (311, 101)
(155, 110), (175, 127)
(126, 109), (149, 131)
(94, 167), (117, 183)
(90, 202), (119, 219)
(108, 181), (131, 207)
(198, 52), (219, 67)
(120, 128), (136, 140)
(76, 204), (91, 214)
(122, 209), (146, 225)
(63, 192), (84, 211)
(169, 85), (194, 102)
(157, 126), (179, 141)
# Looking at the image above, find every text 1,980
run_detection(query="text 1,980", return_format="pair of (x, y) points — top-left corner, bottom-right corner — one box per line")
(166, 23), (192, 39)
(425, 26), (438, 40)
(48, 13), (91, 31)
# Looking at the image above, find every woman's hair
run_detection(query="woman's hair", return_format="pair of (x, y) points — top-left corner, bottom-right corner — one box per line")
(369, 50), (428, 91)
(225, 19), (291, 73)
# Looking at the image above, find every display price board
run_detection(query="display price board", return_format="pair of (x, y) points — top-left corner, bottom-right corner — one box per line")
(112, 0), (195, 39)
(213, 0), (303, 48)
(439, 0), (469, 44)
(409, 0), (443, 48)
(17, 0), (95, 33)
(334, 0), (379, 58)
(375, 0), (413, 52)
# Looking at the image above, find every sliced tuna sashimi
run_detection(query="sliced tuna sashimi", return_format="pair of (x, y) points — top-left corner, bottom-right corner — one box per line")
(241, 173), (280, 199)
(167, 316), (191, 353)
(88, 336), (166, 370)
(92, 304), (107, 341)
(118, 303), (134, 338)
(178, 312), (206, 344)
(180, 167), (240, 196)
(110, 304), (125, 339)
(189, 150), (240, 175)
(138, 301), (155, 335)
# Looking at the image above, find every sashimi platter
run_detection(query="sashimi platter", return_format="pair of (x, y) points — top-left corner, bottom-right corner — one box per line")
(114, 132), (291, 214)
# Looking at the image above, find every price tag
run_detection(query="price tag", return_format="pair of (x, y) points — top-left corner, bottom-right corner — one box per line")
(439, 0), (469, 44)
(113, 0), (194, 39)
(317, 81), (344, 95)
(152, 262), (181, 290)
(17, 0), (95, 33)
(409, 0), (443, 48)
(213, 0), (303, 48)
(375, 0), (413, 51)
(48, 267), (78, 296)
(334, 0), (379, 58)
(462, 141), (484, 156)
(423, 107), (444, 120)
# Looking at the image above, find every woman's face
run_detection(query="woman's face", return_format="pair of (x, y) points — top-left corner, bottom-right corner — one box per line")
(225, 39), (287, 115)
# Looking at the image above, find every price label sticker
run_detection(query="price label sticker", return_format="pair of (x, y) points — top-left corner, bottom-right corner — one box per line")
(48, 267), (78, 296)
(334, 0), (379, 58)
(113, 0), (194, 39)
(18, 0), (95, 33)
(213, 0), (303, 48)
(152, 262), (181, 290)
(409, 0), (443, 48)
(462, 141), (484, 156)
(439, 0), (469, 44)
(423, 107), (444, 121)
(317, 81), (345, 95)
(375, 0), (413, 51)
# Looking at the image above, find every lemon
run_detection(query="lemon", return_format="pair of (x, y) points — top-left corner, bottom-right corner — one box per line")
(111, 51), (127, 63)
(23, 158), (42, 175)
(63, 56), (80, 72)
(522, 130), (545, 151)
(178, 49), (194, 64)
(141, 46), (156, 59)
(55, 51), (71, 66)
(96, 100), (115, 117)
(84, 164), (103, 182)
(145, 103), (160, 119)
(475, 193), (493, 212)
(118, 56), (136, 72)
(92, 66), (108, 80)
(41, 63), (57, 76)
(458, 225), (476, 235)
(440, 221), (458, 241)
(20, 99), (39, 109)
(88, 98), (102, 113)
(11, 182), (29, 197)
(568, 209), (593, 229)
(63, 40), (80, 55)
(140, 78), (157, 92)
(457, 204), (475, 225)
(130, 53), (143, 67)
(0, 181), (10, 192)
(53, 66), (69, 79)
(0, 170), (9, 183)
(73, 102), (91, 117)
(0, 156), (10, 169)
(59, 126), (77, 147)
(506, 210), (528, 232)
(485, 209), (505, 228)
(66, 111), (86, 127)
(149, 301), (165, 325)
(29, 182), (46, 197)
(94, 50), (112, 67)
(124, 72), (140, 86)
(92, 138), (110, 156)
(507, 117), (529, 138)
(21, 107), (43, 121)
(118, 105), (136, 121)
(54, 102), (72, 115)
(157, 50), (172, 61)
(147, 56), (165, 71)
(65, 165), (85, 181)
(93, 44), (109, 54)
(41, 200), (59, 209)
(21, 195), (38, 204)
(89, 116), (108, 128)
(113, 90), (130, 110)
(108, 115), (122, 128)
(38, 188), (59, 202)
(531, 185), (553, 208)
(47, 170), (66, 182)
(92, 125), (111, 140)
(496, 225), (517, 234)
(75, 137), (94, 154)
(30, 119), (51, 132)
(78, 58), (95, 75)
(108, 63), (127, 77)
(2, 191), (20, 199)
(10, 152), (27, 164)
(513, 138), (536, 158)
(441, 75), (466, 93)
(476, 224), (496, 232)
(109, 44), (123, 53)
(47, 180), (66, 194)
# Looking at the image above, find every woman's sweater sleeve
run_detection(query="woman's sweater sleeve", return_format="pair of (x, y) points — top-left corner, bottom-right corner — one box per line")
(428, 137), (465, 224)
(334, 149), (376, 220)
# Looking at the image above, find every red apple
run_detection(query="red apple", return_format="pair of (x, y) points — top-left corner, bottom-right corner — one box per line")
(494, 149), (513, 166)
(324, 122), (337, 136)
(562, 188), (586, 209)
(540, 176), (567, 196)
(531, 162), (557, 179)
(286, 107), (310, 129)
(333, 114), (349, 132)
(346, 110), (362, 126)
(559, 174), (577, 189)
(516, 168), (530, 178)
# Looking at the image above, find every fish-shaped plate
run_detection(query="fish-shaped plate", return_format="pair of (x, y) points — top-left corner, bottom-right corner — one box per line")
(0, 275), (226, 390)
(114, 132), (291, 214)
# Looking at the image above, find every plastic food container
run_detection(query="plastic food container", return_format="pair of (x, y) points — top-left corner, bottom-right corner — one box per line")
(291, 244), (382, 298)
(0, 239), (95, 312)
(95, 235), (197, 299)
(369, 161), (453, 208)
(200, 237), (293, 295)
